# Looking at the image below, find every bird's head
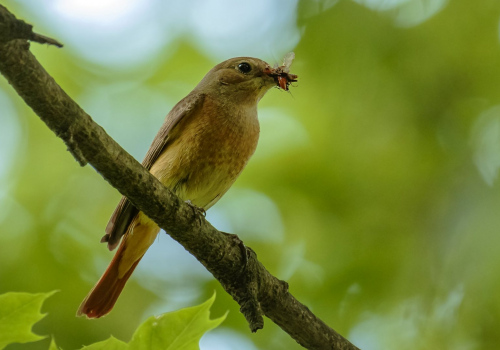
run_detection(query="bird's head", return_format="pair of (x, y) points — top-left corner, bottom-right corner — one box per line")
(196, 56), (297, 104)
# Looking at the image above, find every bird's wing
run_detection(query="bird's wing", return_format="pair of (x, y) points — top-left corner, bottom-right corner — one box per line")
(101, 92), (206, 250)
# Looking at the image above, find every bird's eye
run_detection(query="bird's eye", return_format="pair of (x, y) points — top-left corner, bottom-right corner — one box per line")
(237, 62), (252, 74)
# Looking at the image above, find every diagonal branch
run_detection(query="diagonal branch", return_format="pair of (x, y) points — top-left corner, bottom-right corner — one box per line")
(0, 5), (359, 350)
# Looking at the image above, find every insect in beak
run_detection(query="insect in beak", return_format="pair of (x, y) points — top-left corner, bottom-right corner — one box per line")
(263, 52), (298, 91)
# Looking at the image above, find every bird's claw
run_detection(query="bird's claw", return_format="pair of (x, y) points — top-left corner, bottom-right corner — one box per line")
(185, 200), (206, 225)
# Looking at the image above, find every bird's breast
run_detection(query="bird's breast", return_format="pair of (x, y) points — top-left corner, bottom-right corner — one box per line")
(150, 97), (260, 209)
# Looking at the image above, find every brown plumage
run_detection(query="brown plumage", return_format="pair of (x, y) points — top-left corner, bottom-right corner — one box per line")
(77, 56), (296, 318)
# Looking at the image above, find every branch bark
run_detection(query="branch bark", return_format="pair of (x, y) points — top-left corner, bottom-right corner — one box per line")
(0, 5), (359, 350)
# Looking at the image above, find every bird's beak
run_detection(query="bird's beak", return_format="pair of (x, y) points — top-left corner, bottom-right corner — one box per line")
(263, 66), (275, 76)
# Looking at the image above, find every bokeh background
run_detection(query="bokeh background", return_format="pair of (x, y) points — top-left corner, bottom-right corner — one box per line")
(1, 0), (500, 349)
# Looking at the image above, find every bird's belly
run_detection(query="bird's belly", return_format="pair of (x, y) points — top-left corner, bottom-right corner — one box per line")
(150, 123), (258, 209)
(176, 162), (238, 209)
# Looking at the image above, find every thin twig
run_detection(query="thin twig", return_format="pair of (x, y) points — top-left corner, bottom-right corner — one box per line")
(0, 5), (63, 47)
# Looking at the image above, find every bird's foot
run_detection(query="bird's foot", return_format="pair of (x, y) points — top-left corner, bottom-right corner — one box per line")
(185, 200), (206, 225)
(185, 200), (206, 216)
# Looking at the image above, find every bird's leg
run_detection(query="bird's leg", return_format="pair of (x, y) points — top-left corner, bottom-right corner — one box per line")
(185, 200), (206, 226)
(185, 200), (206, 216)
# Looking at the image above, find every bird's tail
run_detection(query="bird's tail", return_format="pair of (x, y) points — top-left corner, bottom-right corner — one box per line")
(77, 217), (159, 318)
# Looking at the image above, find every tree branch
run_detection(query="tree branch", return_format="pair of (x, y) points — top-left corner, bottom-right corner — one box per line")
(0, 5), (63, 47)
(0, 5), (359, 350)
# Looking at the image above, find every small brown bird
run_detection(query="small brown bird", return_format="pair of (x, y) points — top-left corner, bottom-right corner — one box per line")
(77, 56), (297, 318)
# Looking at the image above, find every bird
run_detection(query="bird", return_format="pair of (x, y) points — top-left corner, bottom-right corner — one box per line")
(77, 56), (297, 318)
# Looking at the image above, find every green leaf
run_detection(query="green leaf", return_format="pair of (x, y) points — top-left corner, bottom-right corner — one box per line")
(0, 291), (225, 350)
(48, 337), (60, 350)
(0, 291), (56, 350)
(128, 293), (227, 350)
(81, 336), (127, 350)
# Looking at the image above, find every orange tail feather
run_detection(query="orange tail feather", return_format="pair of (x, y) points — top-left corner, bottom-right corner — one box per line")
(77, 243), (143, 318)
(78, 215), (159, 318)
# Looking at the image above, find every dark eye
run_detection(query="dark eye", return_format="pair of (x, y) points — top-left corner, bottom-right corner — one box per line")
(237, 62), (252, 74)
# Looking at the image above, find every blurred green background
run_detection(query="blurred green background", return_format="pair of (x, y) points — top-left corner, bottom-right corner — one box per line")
(1, 0), (500, 349)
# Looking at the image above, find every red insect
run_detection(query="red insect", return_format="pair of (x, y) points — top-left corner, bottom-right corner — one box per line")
(278, 75), (288, 90)
(269, 52), (298, 91)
